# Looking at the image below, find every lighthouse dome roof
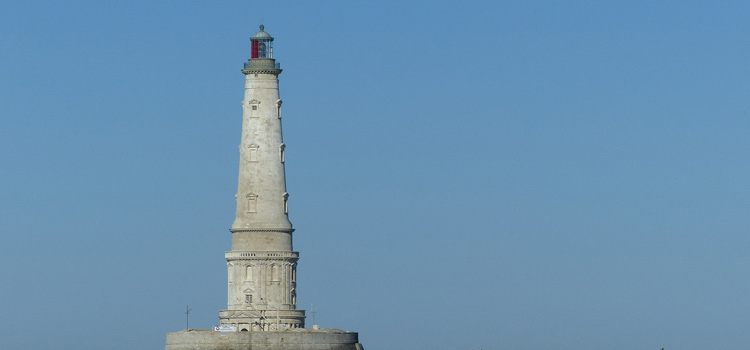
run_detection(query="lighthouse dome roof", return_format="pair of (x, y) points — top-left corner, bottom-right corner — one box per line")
(250, 25), (274, 41)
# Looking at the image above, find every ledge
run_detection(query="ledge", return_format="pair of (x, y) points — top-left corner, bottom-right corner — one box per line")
(225, 251), (299, 259)
(230, 228), (295, 233)
(242, 68), (282, 75)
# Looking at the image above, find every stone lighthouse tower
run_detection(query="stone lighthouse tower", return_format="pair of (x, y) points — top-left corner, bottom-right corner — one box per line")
(165, 25), (363, 350)
(218, 24), (305, 331)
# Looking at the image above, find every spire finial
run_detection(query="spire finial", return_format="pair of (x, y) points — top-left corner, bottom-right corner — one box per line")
(259, 24), (264, 31)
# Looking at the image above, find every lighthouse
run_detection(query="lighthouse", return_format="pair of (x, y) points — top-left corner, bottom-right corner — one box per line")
(219, 24), (305, 331)
(165, 25), (363, 350)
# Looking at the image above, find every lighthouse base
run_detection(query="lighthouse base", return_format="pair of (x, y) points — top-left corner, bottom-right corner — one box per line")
(165, 328), (363, 350)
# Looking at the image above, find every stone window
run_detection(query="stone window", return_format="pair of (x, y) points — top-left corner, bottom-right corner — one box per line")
(248, 144), (259, 162)
(249, 100), (260, 118)
(279, 143), (285, 163)
(246, 193), (258, 213)
(282, 192), (289, 214)
(245, 295), (252, 303)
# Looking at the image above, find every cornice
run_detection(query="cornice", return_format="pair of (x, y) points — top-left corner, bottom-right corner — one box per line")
(242, 68), (282, 75)
(230, 227), (294, 233)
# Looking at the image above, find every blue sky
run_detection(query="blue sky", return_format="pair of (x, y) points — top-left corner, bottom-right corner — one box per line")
(1, 1), (749, 349)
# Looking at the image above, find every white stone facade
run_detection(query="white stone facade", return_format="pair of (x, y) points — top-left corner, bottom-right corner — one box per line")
(219, 48), (305, 331)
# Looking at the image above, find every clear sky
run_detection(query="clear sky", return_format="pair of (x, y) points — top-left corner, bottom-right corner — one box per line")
(1, 1), (749, 349)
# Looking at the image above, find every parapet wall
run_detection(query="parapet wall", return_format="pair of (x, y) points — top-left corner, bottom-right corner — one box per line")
(166, 329), (363, 350)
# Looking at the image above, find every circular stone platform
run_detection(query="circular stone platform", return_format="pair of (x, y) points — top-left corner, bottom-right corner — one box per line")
(166, 328), (364, 350)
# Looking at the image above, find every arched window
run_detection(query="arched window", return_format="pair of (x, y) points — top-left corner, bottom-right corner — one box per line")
(283, 192), (289, 214)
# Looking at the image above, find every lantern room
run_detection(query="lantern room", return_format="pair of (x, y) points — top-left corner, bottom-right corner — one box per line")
(250, 24), (274, 59)
(243, 25), (281, 75)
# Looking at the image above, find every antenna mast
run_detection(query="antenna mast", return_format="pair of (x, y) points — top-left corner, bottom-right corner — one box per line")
(185, 306), (192, 330)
